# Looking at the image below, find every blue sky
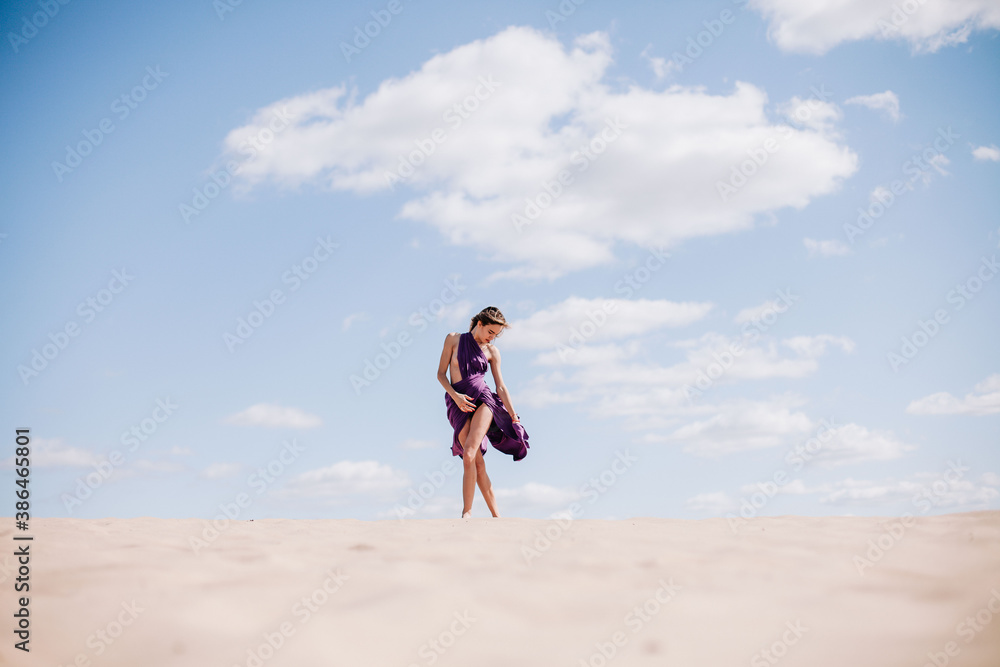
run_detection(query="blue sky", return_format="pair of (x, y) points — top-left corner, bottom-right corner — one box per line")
(2, 0), (998, 523)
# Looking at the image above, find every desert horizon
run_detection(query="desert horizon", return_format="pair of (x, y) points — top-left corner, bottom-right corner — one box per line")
(3, 510), (998, 666)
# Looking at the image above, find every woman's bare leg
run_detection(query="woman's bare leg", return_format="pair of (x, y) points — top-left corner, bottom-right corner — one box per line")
(461, 404), (493, 517)
(474, 450), (500, 517)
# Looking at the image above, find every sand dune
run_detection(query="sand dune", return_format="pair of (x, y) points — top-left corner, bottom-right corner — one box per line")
(2, 512), (999, 666)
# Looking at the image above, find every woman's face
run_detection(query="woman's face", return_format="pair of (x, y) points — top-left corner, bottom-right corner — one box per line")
(478, 322), (501, 343)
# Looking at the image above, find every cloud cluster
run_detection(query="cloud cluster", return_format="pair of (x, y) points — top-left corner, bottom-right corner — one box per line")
(845, 90), (902, 121)
(502, 296), (874, 458)
(748, 0), (1000, 53)
(972, 144), (1000, 161)
(0, 438), (99, 469)
(907, 373), (1000, 416)
(686, 468), (999, 514)
(280, 460), (410, 501)
(224, 403), (323, 429)
(803, 237), (851, 257)
(221, 26), (857, 279)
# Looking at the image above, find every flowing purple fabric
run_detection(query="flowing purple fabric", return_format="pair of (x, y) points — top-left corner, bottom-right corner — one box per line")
(445, 331), (529, 461)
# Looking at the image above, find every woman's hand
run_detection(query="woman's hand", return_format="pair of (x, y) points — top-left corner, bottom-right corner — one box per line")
(511, 413), (520, 424)
(453, 392), (476, 412)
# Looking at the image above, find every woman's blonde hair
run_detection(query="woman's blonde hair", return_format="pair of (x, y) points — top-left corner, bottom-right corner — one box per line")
(469, 306), (509, 337)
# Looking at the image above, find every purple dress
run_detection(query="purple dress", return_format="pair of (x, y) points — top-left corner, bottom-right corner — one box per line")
(445, 331), (530, 461)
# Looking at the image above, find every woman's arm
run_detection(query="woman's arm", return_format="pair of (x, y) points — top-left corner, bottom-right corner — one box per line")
(488, 346), (519, 422)
(437, 333), (460, 398)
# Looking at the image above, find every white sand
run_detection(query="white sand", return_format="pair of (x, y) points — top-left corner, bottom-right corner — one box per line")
(3, 512), (999, 666)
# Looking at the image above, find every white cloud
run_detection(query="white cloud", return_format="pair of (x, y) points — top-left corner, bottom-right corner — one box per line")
(928, 152), (950, 176)
(870, 185), (892, 203)
(518, 328), (850, 416)
(906, 373), (1000, 416)
(220, 26), (857, 280)
(377, 494), (456, 519)
(803, 237), (851, 256)
(972, 144), (1000, 161)
(684, 491), (737, 513)
(385, 482), (583, 519)
(747, 0), (1000, 54)
(818, 472), (999, 508)
(493, 482), (585, 518)
(686, 333), (839, 378)
(519, 331), (836, 411)
(661, 395), (814, 456)
(280, 460), (410, 500)
(733, 298), (787, 324)
(99, 458), (189, 482)
(845, 91), (901, 122)
(342, 311), (369, 331)
(507, 313), (892, 465)
(804, 422), (916, 466)
(408, 298), (474, 329)
(131, 460), (186, 474)
(199, 462), (243, 479)
(494, 482), (581, 507)
(736, 478), (812, 496)
(782, 334), (855, 357)
(224, 404), (322, 429)
(777, 96), (843, 136)
(501, 297), (713, 350)
(0, 438), (99, 469)
(640, 44), (679, 78)
(400, 438), (439, 450)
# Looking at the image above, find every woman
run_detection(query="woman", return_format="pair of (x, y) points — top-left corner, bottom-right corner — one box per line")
(437, 306), (530, 518)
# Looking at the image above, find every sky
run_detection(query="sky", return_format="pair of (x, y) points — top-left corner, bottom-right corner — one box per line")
(1, 0), (998, 524)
